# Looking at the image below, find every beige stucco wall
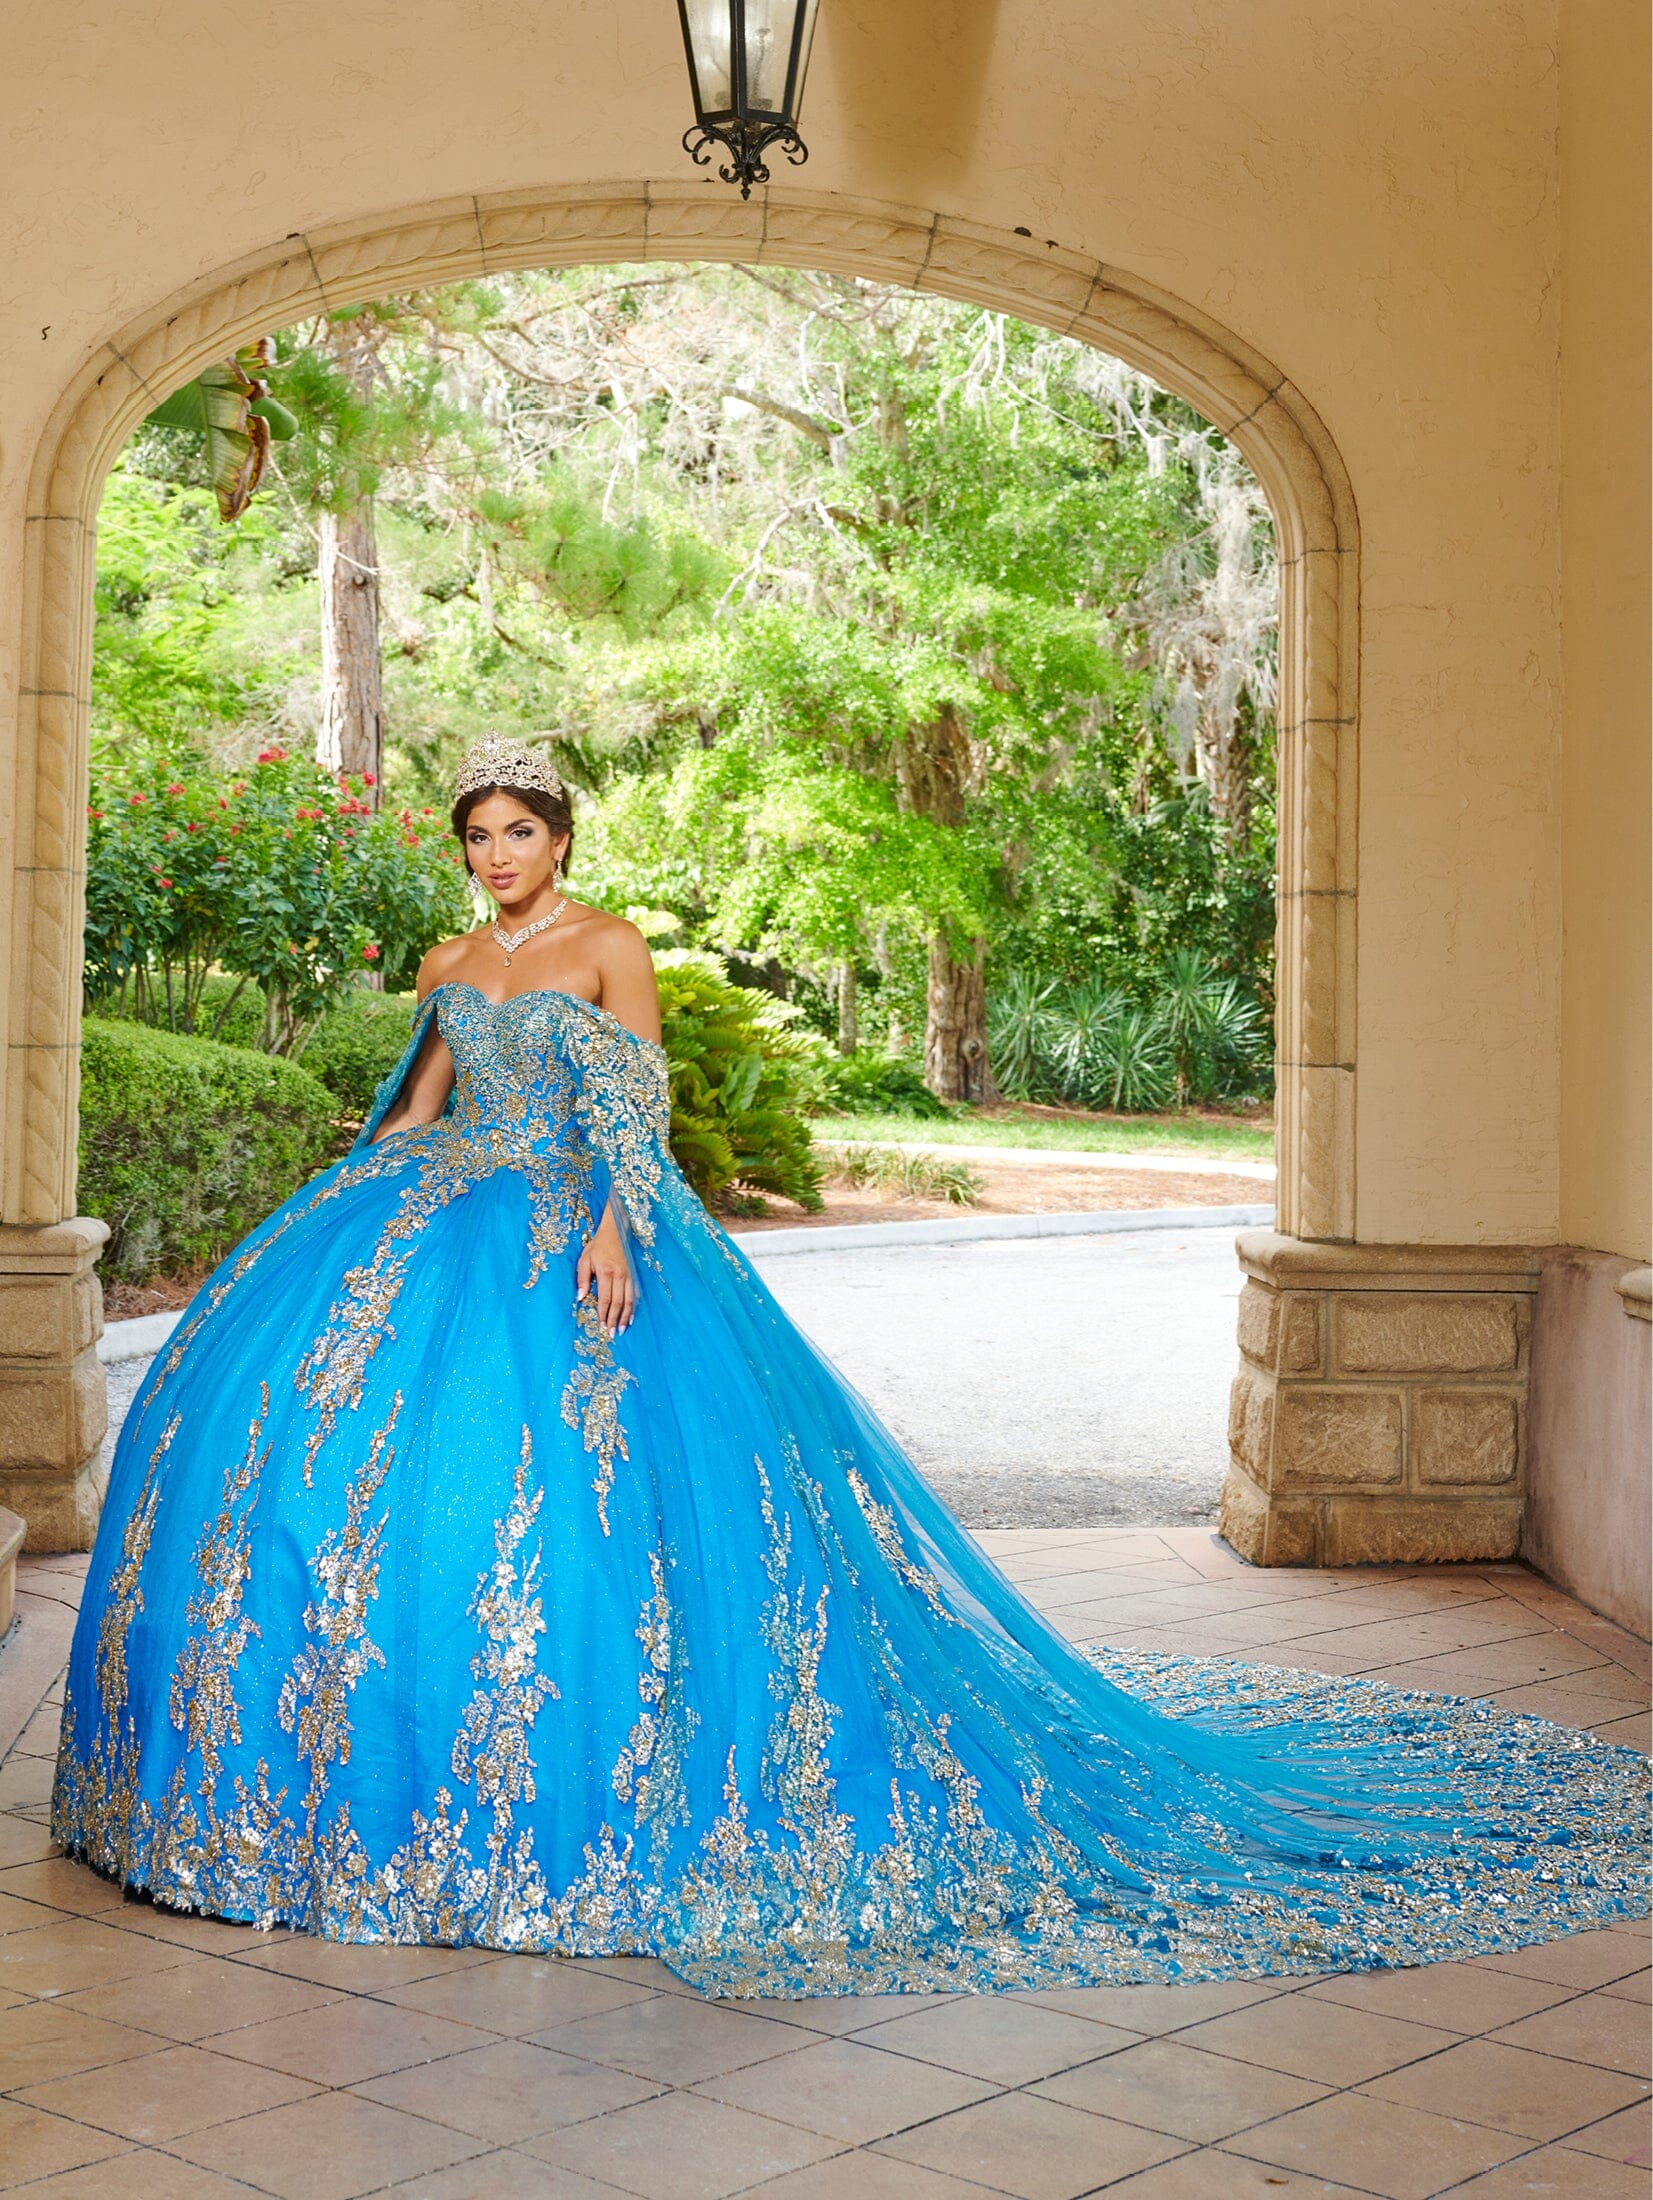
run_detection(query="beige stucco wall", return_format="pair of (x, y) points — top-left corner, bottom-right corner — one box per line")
(0, 1), (1638, 1258)
(1558, 0), (1652, 1264)
(1525, 1251), (1651, 1636)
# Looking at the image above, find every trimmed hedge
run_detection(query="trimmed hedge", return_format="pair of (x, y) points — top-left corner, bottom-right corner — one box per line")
(108, 969), (268, 1050)
(111, 975), (419, 1115)
(298, 990), (420, 1116)
(79, 1017), (338, 1283)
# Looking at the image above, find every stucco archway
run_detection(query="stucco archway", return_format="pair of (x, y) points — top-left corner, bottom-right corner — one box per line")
(3, 180), (1360, 1548)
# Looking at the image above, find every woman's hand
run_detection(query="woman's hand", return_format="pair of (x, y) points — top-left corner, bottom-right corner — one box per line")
(577, 1209), (634, 1335)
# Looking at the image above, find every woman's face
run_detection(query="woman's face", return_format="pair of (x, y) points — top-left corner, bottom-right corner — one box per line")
(463, 793), (570, 913)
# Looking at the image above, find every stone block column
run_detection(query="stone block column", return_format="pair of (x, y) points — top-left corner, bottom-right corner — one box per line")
(0, 1219), (109, 1552)
(1219, 1229), (1539, 1566)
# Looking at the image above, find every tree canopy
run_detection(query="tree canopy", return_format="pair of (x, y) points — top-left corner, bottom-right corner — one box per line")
(96, 264), (1278, 1101)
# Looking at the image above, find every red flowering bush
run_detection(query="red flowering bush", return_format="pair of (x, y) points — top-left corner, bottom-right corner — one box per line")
(85, 751), (467, 1053)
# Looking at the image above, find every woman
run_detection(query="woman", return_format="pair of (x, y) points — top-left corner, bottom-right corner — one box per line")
(55, 735), (1647, 1998)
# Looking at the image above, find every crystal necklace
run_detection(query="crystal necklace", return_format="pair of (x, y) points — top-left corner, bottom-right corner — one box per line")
(492, 895), (569, 969)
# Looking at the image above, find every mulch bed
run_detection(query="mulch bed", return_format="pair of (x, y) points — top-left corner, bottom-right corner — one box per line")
(725, 1158), (1270, 1234)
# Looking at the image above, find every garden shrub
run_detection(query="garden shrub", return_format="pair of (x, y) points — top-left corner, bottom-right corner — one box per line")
(110, 977), (421, 1118)
(298, 989), (420, 1117)
(113, 970), (268, 1050)
(79, 1017), (337, 1282)
(816, 1048), (950, 1119)
(84, 747), (466, 1052)
(655, 951), (826, 1211)
(988, 956), (1271, 1112)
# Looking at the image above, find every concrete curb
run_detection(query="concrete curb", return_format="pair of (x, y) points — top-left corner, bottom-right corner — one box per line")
(739, 1202), (1275, 1258)
(96, 1202), (1276, 1359)
(98, 1310), (183, 1364)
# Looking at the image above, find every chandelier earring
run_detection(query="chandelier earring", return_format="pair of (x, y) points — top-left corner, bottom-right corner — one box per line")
(467, 870), (492, 923)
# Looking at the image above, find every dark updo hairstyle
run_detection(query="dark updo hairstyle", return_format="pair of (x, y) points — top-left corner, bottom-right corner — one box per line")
(451, 781), (575, 876)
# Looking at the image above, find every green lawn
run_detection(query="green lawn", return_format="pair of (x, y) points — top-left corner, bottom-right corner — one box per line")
(811, 1107), (1275, 1162)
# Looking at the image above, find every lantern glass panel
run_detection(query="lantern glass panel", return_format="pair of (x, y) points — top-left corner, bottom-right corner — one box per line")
(745, 0), (819, 114)
(683, 0), (734, 114)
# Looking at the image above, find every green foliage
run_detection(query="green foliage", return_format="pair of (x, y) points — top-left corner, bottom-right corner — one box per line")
(111, 970), (267, 1050)
(84, 749), (468, 1050)
(108, 974), (420, 1121)
(145, 338), (297, 522)
(1156, 948), (1270, 1104)
(655, 951), (827, 1211)
(91, 470), (291, 754)
(91, 265), (1278, 1137)
(985, 971), (1062, 1104)
(820, 1143), (982, 1206)
(267, 308), (466, 518)
(296, 990), (421, 1115)
(1087, 1000), (1178, 1113)
(79, 1018), (338, 1283)
(989, 958), (1269, 1113)
(496, 271), (1275, 1070)
(816, 1048), (949, 1119)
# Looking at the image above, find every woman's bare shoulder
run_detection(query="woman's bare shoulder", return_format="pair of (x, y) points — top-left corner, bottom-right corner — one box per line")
(573, 905), (651, 957)
(575, 908), (661, 1039)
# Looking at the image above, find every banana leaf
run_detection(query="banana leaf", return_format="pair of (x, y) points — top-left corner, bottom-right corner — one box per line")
(145, 337), (295, 521)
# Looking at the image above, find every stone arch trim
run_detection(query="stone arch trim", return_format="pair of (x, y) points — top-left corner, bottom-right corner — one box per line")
(8, 181), (1358, 1240)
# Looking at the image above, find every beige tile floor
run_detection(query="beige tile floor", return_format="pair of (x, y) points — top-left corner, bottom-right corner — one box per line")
(0, 1528), (1647, 2200)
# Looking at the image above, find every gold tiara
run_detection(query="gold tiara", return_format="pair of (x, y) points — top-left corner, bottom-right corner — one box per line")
(452, 735), (568, 804)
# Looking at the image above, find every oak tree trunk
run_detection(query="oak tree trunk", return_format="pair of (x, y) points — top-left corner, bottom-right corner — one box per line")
(836, 962), (858, 1056)
(317, 498), (383, 796)
(899, 704), (999, 1103)
(924, 936), (998, 1105)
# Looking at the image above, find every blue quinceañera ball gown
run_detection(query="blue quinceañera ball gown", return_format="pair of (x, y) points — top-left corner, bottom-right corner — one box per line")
(55, 982), (1649, 1996)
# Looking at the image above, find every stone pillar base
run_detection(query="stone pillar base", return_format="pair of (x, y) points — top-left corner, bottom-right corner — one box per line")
(0, 1219), (110, 1552)
(1219, 1231), (1539, 1567)
(0, 1506), (23, 1638)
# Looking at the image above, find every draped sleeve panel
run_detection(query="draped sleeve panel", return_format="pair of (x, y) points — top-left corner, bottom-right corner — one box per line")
(561, 1010), (673, 1246)
(351, 995), (453, 1153)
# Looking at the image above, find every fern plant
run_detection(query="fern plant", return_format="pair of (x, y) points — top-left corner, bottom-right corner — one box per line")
(654, 950), (827, 1212)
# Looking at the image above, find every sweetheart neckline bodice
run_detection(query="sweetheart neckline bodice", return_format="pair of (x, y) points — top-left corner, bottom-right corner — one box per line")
(429, 978), (665, 1052)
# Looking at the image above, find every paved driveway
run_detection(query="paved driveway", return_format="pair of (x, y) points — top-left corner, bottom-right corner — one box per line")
(754, 1222), (1244, 1530)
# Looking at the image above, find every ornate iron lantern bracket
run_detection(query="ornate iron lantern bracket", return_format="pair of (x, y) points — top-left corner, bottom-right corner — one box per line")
(677, 1), (819, 199)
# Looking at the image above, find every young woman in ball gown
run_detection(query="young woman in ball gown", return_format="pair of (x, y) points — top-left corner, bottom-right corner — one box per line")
(56, 735), (1648, 1997)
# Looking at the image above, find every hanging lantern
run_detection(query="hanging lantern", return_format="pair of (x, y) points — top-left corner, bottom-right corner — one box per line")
(677, 1), (819, 198)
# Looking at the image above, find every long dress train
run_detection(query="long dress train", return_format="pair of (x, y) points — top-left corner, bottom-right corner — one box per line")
(54, 982), (1649, 1997)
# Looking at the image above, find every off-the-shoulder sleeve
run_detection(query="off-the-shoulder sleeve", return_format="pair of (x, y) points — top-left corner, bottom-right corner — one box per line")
(564, 1013), (672, 1245)
(351, 996), (450, 1152)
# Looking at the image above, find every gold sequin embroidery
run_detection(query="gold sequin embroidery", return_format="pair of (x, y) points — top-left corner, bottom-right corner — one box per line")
(561, 1296), (633, 1534)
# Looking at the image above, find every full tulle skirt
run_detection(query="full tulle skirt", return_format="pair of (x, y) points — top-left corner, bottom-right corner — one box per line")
(55, 1143), (1648, 1996)
(54, 985), (1650, 1996)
